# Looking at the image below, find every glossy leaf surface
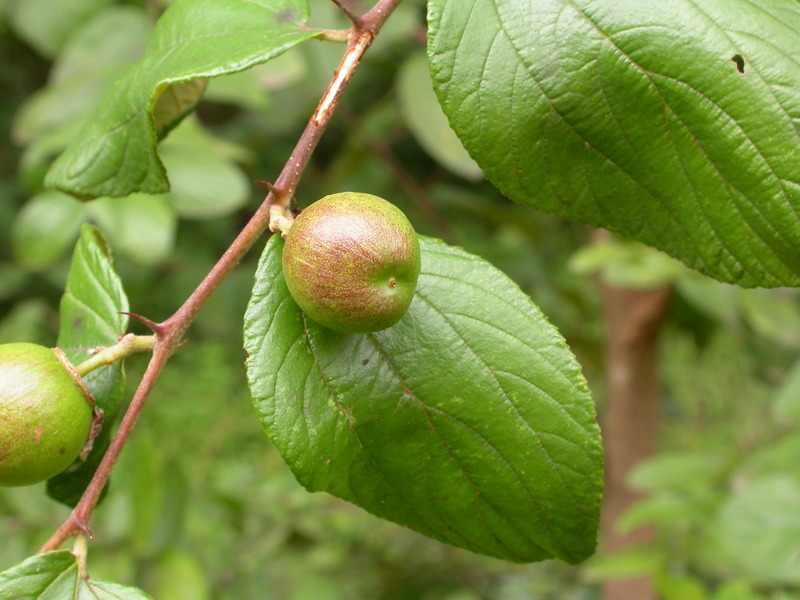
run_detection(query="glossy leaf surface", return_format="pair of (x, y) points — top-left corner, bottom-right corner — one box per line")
(244, 235), (602, 563)
(428, 0), (800, 287)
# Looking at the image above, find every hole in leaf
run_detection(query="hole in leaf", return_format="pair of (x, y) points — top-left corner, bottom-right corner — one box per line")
(731, 54), (746, 74)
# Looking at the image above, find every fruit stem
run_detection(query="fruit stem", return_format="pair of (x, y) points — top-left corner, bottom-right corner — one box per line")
(38, 0), (406, 555)
(74, 334), (157, 377)
(269, 203), (295, 237)
(72, 534), (89, 579)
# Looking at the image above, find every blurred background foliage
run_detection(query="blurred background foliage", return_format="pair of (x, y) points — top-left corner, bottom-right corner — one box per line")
(1, 1), (800, 599)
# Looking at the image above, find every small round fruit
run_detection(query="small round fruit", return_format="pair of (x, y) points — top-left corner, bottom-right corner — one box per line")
(0, 343), (93, 487)
(282, 192), (421, 334)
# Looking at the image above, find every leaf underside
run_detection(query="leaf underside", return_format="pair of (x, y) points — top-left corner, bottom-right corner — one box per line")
(244, 235), (603, 564)
(45, 0), (316, 199)
(428, 0), (800, 287)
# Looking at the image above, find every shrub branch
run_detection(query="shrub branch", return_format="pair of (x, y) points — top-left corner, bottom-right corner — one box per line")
(38, 0), (405, 554)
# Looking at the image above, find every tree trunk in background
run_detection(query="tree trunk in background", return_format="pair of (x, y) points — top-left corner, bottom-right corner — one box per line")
(600, 275), (671, 600)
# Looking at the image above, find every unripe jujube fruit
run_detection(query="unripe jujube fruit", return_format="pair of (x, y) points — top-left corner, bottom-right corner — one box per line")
(282, 192), (421, 334)
(0, 343), (93, 487)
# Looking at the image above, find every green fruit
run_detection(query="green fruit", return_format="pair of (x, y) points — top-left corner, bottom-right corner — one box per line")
(0, 343), (93, 487)
(282, 192), (421, 334)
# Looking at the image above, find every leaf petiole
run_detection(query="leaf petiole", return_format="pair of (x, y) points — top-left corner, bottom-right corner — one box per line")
(308, 27), (351, 43)
(74, 334), (156, 377)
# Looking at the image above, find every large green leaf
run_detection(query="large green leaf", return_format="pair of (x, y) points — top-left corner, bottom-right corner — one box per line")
(49, 225), (129, 507)
(244, 235), (602, 564)
(45, 0), (316, 199)
(0, 551), (151, 599)
(428, 0), (800, 287)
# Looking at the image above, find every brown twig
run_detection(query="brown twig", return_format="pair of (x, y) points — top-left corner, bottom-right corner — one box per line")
(38, 0), (406, 554)
(330, 0), (361, 25)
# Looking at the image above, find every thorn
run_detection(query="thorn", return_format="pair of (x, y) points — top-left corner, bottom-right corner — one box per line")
(120, 312), (163, 335)
(330, 0), (360, 24)
(255, 180), (281, 197)
(175, 338), (191, 351)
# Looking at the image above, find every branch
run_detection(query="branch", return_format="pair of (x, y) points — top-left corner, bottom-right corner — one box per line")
(38, 0), (406, 554)
(330, 0), (360, 25)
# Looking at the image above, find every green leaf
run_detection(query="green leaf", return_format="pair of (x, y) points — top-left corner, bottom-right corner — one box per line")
(12, 6), (152, 147)
(736, 288), (800, 348)
(0, 300), (50, 345)
(244, 235), (602, 564)
(711, 581), (764, 600)
(397, 51), (482, 181)
(707, 477), (800, 585)
(160, 144), (251, 220)
(18, 125), (86, 193)
(569, 239), (683, 288)
(152, 79), (208, 137)
(49, 225), (129, 507)
(629, 452), (723, 494)
(739, 434), (800, 481)
(585, 546), (663, 580)
(203, 51), (306, 112)
(87, 195), (177, 265)
(655, 574), (709, 600)
(8, 0), (112, 58)
(148, 550), (210, 600)
(49, 7), (151, 85)
(0, 551), (152, 599)
(45, 0), (316, 199)
(14, 77), (119, 148)
(428, 0), (800, 287)
(674, 274), (739, 325)
(121, 433), (189, 556)
(47, 437), (110, 508)
(12, 191), (86, 272)
(0, 264), (28, 302)
(161, 115), (255, 165)
(58, 225), (129, 373)
(619, 495), (707, 533)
